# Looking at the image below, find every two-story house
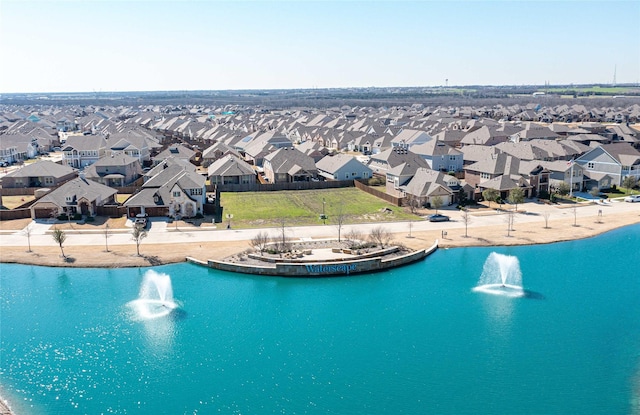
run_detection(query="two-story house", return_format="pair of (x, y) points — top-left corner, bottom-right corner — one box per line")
(84, 154), (142, 187)
(62, 135), (108, 168)
(411, 140), (463, 173)
(575, 143), (640, 189)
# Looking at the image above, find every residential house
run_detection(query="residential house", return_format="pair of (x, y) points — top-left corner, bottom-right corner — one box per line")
(243, 130), (292, 166)
(152, 144), (197, 166)
(296, 140), (330, 163)
(262, 147), (318, 183)
(107, 133), (153, 165)
(367, 147), (429, 177)
(575, 143), (640, 188)
(84, 154), (142, 187)
(208, 155), (257, 185)
(465, 152), (533, 199)
(316, 153), (372, 181)
(411, 140), (463, 172)
(30, 176), (117, 219)
(402, 168), (461, 206)
(0, 134), (43, 163)
(1, 160), (76, 188)
(62, 135), (108, 168)
(390, 129), (432, 150)
(124, 162), (206, 218)
(539, 160), (585, 194)
(201, 142), (240, 167)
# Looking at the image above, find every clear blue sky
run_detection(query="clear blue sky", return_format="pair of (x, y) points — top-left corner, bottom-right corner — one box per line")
(1, 0), (638, 93)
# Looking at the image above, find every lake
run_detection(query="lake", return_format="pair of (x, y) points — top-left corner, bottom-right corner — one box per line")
(1, 224), (639, 414)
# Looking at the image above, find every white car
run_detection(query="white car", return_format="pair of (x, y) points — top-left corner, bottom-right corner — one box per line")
(624, 194), (640, 203)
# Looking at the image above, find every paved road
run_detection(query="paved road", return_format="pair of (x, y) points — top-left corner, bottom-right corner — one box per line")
(2, 199), (638, 249)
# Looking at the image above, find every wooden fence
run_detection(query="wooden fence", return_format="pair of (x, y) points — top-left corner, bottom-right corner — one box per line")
(0, 208), (32, 220)
(212, 179), (355, 193)
(354, 180), (403, 206)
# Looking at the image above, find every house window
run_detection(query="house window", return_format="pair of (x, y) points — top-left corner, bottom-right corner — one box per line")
(191, 188), (202, 196)
(44, 177), (54, 185)
(449, 156), (456, 161)
(587, 162), (595, 169)
(481, 172), (491, 180)
(173, 191), (181, 197)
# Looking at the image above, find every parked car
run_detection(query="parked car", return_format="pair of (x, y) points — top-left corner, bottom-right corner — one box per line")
(134, 213), (149, 229)
(624, 194), (640, 203)
(428, 214), (450, 222)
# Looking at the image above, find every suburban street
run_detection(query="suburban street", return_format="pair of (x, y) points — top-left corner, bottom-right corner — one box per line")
(2, 199), (638, 250)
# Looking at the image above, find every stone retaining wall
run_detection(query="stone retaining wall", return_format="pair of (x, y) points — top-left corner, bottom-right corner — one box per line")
(189, 241), (439, 277)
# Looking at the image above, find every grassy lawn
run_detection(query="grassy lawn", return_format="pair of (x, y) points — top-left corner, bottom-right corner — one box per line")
(116, 194), (131, 204)
(1, 195), (35, 209)
(220, 187), (417, 228)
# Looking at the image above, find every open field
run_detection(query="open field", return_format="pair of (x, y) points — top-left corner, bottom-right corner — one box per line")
(219, 188), (417, 227)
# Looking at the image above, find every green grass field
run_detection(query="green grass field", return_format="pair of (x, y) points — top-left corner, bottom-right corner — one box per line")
(219, 187), (417, 228)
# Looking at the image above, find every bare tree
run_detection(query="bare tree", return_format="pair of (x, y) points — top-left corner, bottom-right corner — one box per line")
(369, 226), (392, 248)
(131, 226), (148, 256)
(460, 208), (471, 237)
(345, 228), (365, 248)
(431, 196), (443, 214)
(23, 221), (34, 252)
(542, 211), (551, 229)
(278, 217), (290, 253)
(571, 206), (578, 227)
(333, 202), (347, 242)
(404, 194), (420, 214)
(505, 211), (515, 237)
(407, 220), (413, 238)
(52, 228), (67, 258)
(104, 223), (110, 252)
(250, 231), (270, 254)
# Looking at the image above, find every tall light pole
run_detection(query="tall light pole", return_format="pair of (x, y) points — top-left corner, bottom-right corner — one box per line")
(322, 198), (326, 225)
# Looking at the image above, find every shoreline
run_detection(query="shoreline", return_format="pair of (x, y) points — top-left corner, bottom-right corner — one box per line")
(2, 208), (638, 268)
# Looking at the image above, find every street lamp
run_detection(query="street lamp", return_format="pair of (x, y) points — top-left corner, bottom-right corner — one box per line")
(322, 198), (326, 225)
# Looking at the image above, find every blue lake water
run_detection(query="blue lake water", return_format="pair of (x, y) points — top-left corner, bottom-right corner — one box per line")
(1, 224), (639, 414)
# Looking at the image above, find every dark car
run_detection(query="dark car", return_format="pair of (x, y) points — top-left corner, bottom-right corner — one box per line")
(428, 214), (450, 222)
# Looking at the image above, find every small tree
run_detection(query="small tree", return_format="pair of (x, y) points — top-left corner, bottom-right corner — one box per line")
(104, 223), (110, 252)
(505, 210), (515, 237)
(482, 189), (499, 209)
(542, 211), (551, 229)
(52, 228), (67, 258)
(131, 226), (147, 256)
(407, 220), (413, 238)
(431, 196), (443, 214)
(507, 187), (525, 211)
(369, 226), (392, 248)
(557, 182), (570, 196)
(23, 222), (33, 252)
(589, 186), (600, 198)
(571, 206), (578, 227)
(404, 194), (420, 214)
(333, 202), (347, 242)
(250, 231), (270, 254)
(277, 217), (290, 253)
(622, 176), (637, 194)
(460, 208), (471, 238)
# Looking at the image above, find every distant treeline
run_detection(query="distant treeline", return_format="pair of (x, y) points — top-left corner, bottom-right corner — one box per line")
(2, 84), (638, 108)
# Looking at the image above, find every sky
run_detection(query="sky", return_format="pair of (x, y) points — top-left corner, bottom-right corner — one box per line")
(1, 0), (639, 93)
